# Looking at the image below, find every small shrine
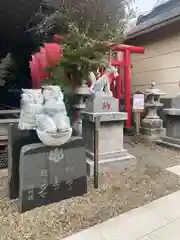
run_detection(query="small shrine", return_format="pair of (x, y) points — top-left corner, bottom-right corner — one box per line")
(140, 82), (166, 142)
(81, 66), (136, 176)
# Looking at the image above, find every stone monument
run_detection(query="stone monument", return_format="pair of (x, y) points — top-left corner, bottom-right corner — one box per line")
(82, 66), (136, 176)
(8, 86), (87, 212)
(156, 93), (180, 149)
(8, 124), (40, 200)
(140, 82), (166, 142)
(19, 137), (86, 213)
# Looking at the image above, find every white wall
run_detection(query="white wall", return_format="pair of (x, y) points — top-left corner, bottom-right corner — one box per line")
(131, 33), (180, 98)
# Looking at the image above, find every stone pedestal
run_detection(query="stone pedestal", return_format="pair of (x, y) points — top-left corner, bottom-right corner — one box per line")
(165, 109), (180, 139)
(156, 108), (180, 149)
(140, 110), (166, 142)
(140, 82), (166, 142)
(82, 95), (136, 176)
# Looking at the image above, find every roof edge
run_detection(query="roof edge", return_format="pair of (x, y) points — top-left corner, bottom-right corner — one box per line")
(125, 14), (180, 41)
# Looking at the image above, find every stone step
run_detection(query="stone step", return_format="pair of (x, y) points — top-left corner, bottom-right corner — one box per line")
(0, 169), (8, 178)
(86, 149), (129, 162)
(86, 154), (137, 176)
(156, 139), (180, 150)
(162, 136), (180, 145)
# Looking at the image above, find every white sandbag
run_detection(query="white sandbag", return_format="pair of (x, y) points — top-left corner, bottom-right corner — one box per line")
(36, 128), (72, 146)
(43, 99), (66, 116)
(42, 85), (63, 101)
(18, 118), (36, 130)
(22, 89), (44, 104)
(36, 114), (57, 133)
(18, 89), (44, 130)
(18, 103), (44, 130)
(53, 113), (71, 131)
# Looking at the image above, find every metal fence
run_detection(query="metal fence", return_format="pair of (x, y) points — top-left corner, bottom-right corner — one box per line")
(0, 105), (20, 169)
(0, 147), (8, 169)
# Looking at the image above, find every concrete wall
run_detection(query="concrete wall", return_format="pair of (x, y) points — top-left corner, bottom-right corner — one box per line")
(131, 33), (180, 98)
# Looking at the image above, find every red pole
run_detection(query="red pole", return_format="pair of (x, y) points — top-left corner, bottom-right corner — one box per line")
(116, 52), (123, 111)
(124, 49), (131, 129)
(109, 44), (145, 128)
(115, 70), (121, 111)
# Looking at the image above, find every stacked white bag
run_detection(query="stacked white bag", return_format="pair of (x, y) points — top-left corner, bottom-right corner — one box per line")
(18, 86), (72, 146)
(18, 89), (44, 130)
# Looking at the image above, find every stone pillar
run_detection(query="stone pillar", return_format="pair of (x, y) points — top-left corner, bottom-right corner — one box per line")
(73, 80), (91, 136)
(140, 82), (166, 142)
(81, 94), (136, 176)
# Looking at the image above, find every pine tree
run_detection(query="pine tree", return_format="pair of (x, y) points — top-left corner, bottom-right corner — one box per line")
(59, 0), (135, 40)
(44, 21), (109, 90)
(31, 0), (135, 89)
(0, 53), (16, 86)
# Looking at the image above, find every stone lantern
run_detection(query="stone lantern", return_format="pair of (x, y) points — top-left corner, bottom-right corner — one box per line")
(140, 82), (166, 142)
(73, 80), (92, 136)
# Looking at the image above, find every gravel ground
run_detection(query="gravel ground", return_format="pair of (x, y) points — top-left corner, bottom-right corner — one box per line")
(0, 162), (180, 240)
(124, 137), (180, 169)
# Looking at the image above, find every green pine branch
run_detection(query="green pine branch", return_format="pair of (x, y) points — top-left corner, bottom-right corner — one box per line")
(0, 53), (16, 85)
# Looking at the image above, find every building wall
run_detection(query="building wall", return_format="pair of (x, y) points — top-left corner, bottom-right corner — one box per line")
(131, 33), (180, 98)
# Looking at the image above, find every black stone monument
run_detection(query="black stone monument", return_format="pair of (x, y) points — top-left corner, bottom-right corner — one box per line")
(8, 124), (41, 199)
(18, 137), (87, 213)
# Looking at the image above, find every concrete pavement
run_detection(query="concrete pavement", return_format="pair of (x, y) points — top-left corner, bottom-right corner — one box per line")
(63, 190), (180, 240)
(62, 140), (180, 240)
(62, 163), (180, 240)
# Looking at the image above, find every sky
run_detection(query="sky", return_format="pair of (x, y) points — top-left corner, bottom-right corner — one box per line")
(135, 0), (158, 12)
(126, 0), (160, 29)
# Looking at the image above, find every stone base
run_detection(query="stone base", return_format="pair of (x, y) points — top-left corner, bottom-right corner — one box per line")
(142, 118), (163, 129)
(140, 127), (166, 143)
(81, 110), (136, 176)
(0, 169), (8, 198)
(86, 149), (130, 161)
(86, 150), (137, 176)
(156, 136), (180, 150)
(0, 168), (8, 178)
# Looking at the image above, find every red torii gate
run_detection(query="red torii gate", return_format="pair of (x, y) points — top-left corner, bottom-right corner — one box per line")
(109, 44), (145, 128)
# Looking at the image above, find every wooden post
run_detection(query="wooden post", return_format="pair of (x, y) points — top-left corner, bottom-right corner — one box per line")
(133, 93), (144, 143)
(135, 111), (141, 143)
